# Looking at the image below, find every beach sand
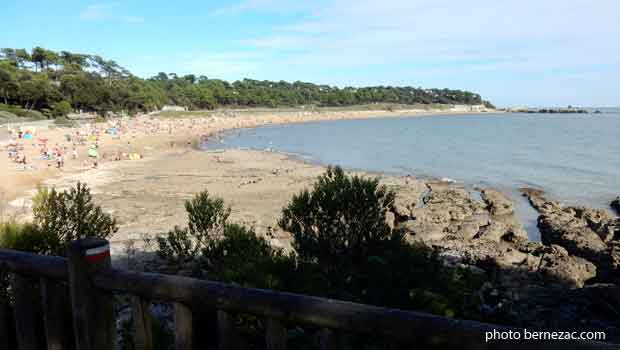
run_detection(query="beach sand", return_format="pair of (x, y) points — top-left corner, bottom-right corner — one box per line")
(36, 148), (426, 257)
(1, 107), (488, 253)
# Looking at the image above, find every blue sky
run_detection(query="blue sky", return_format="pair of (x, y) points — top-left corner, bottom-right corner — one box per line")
(2, 0), (619, 107)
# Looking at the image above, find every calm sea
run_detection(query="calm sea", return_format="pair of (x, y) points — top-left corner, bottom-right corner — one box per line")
(206, 112), (620, 239)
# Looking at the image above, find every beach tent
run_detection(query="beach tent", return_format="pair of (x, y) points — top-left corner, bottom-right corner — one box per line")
(106, 127), (119, 135)
(88, 148), (99, 158)
(22, 133), (33, 140)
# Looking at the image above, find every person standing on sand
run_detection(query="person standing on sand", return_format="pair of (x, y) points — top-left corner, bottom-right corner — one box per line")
(56, 153), (64, 169)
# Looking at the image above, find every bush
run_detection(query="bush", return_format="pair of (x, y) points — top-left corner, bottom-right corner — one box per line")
(0, 221), (47, 253)
(202, 223), (293, 289)
(150, 173), (486, 348)
(32, 183), (117, 255)
(157, 190), (230, 265)
(155, 226), (195, 266)
(279, 166), (396, 285)
(279, 166), (485, 317)
(51, 100), (72, 117)
(0, 221), (49, 309)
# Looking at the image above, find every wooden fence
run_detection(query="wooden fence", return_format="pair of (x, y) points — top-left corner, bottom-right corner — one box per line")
(0, 238), (616, 350)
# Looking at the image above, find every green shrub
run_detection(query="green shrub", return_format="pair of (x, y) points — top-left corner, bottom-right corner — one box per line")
(202, 223), (293, 290)
(278, 166), (396, 287)
(151, 173), (486, 348)
(32, 183), (117, 255)
(279, 166), (485, 317)
(51, 100), (72, 117)
(0, 221), (49, 308)
(155, 226), (195, 266)
(157, 190), (230, 265)
(186, 191), (229, 239)
(0, 221), (47, 253)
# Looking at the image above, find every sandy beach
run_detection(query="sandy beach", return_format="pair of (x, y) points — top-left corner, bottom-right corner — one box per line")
(1, 106), (490, 253)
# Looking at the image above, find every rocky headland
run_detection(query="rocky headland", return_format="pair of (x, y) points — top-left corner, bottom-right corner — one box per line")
(388, 183), (620, 338)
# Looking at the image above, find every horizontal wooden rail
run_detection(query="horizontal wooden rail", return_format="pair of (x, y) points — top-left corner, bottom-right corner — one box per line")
(92, 268), (615, 349)
(0, 248), (67, 280)
(1, 246), (617, 349)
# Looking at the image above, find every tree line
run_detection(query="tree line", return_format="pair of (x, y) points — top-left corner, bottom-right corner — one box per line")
(0, 47), (494, 118)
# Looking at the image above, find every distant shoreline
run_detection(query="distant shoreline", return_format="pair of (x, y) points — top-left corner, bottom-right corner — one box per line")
(1, 105), (496, 205)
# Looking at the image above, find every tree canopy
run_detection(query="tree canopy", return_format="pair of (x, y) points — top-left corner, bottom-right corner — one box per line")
(0, 47), (494, 118)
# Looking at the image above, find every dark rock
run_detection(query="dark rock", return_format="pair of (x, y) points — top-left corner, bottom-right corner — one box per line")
(535, 245), (597, 288)
(612, 197), (620, 215)
(523, 189), (620, 284)
(482, 283), (620, 341)
(538, 210), (607, 261)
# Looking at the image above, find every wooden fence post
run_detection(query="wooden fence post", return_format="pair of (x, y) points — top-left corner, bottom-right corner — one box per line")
(174, 302), (193, 350)
(12, 274), (44, 350)
(265, 318), (287, 350)
(132, 296), (153, 350)
(0, 293), (15, 350)
(41, 278), (74, 350)
(67, 239), (115, 350)
(319, 328), (337, 350)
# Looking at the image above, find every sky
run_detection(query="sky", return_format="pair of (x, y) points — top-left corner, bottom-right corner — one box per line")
(2, 0), (619, 107)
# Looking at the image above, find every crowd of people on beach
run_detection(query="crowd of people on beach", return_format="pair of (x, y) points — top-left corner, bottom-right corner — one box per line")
(2, 113), (236, 174)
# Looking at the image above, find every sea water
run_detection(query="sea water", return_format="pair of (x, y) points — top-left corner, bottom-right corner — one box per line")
(206, 112), (620, 240)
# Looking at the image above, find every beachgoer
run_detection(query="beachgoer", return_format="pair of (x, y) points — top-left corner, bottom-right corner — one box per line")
(56, 154), (64, 168)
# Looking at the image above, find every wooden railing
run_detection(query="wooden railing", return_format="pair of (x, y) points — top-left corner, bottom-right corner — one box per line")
(0, 238), (615, 350)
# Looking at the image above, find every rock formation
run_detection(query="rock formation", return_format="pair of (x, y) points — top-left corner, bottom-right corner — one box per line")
(388, 183), (620, 339)
(522, 189), (620, 284)
(612, 197), (620, 215)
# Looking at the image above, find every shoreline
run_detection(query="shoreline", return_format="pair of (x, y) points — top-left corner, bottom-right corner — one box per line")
(1, 106), (496, 204)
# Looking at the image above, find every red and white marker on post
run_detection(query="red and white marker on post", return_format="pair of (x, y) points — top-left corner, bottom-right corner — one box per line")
(67, 238), (115, 350)
(84, 243), (110, 262)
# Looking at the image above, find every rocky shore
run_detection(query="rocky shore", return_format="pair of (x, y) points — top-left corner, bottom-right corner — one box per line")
(612, 197), (620, 215)
(388, 183), (620, 338)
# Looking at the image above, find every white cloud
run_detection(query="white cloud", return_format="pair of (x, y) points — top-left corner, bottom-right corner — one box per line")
(79, 4), (144, 23)
(210, 0), (321, 16)
(220, 0), (620, 105)
(236, 0), (620, 69)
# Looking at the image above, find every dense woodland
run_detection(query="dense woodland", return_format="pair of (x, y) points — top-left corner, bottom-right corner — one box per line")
(0, 47), (493, 118)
